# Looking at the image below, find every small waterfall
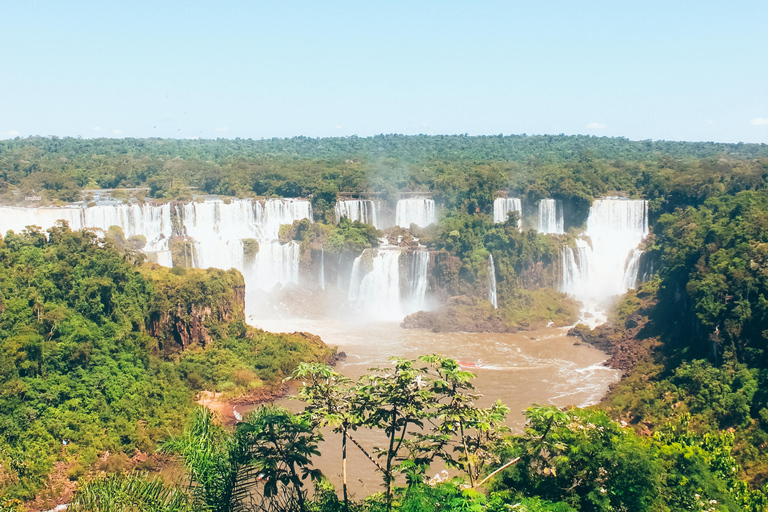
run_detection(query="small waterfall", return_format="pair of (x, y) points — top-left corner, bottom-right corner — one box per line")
(319, 248), (326, 290)
(538, 199), (564, 234)
(488, 254), (498, 309)
(561, 239), (591, 296)
(396, 198), (437, 228)
(248, 240), (300, 291)
(0, 205), (84, 235)
(621, 249), (644, 290)
(493, 197), (522, 227)
(561, 199), (649, 325)
(335, 200), (380, 229)
(407, 251), (430, 312)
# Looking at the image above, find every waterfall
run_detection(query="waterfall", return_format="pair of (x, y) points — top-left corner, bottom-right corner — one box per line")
(0, 198), (312, 295)
(407, 251), (430, 312)
(396, 198), (436, 228)
(348, 249), (404, 321)
(335, 200), (381, 229)
(488, 254), (498, 309)
(0, 203), (173, 254)
(561, 198), (649, 325)
(319, 248), (326, 290)
(561, 239), (592, 296)
(0, 205), (84, 235)
(537, 199), (564, 234)
(493, 197), (522, 227)
(348, 248), (431, 321)
(177, 198), (310, 291)
(254, 198), (313, 239)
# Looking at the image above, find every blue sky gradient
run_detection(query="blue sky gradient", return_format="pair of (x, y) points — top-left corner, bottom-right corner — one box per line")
(1, 0), (766, 142)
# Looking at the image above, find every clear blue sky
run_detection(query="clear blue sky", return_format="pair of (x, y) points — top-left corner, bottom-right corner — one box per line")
(1, 0), (766, 143)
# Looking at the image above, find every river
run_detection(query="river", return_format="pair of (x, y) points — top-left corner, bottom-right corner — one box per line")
(242, 317), (620, 497)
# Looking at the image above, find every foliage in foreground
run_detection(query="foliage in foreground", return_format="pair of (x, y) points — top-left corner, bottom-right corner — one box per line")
(70, 357), (768, 512)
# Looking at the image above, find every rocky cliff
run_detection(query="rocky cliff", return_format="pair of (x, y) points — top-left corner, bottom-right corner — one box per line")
(142, 265), (246, 353)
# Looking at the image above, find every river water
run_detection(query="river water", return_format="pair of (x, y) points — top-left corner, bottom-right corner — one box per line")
(243, 317), (620, 496)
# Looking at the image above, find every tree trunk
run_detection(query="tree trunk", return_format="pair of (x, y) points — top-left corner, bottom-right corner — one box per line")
(342, 424), (349, 512)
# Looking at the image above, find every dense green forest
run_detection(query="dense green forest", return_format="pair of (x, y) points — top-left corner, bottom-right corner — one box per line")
(583, 190), (768, 493)
(1, 136), (766, 223)
(0, 225), (333, 505)
(3, 135), (768, 510)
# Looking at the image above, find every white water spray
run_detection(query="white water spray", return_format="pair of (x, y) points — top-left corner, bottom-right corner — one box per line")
(348, 247), (431, 321)
(319, 248), (326, 290)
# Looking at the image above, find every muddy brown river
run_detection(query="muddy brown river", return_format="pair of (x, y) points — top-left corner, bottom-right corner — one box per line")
(242, 318), (619, 497)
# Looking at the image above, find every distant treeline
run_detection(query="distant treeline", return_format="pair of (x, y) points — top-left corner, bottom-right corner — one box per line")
(1, 135), (767, 224)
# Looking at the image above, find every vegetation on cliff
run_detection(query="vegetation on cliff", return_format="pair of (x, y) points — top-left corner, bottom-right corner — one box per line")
(0, 224), (333, 502)
(563, 191), (768, 496)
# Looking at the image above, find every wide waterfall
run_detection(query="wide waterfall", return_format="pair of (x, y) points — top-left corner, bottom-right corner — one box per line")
(335, 200), (381, 229)
(561, 198), (649, 325)
(0, 198), (313, 293)
(396, 198), (436, 228)
(538, 199), (564, 234)
(348, 247), (430, 321)
(493, 197), (522, 227)
(0, 203), (174, 261)
(488, 254), (498, 308)
(177, 198), (311, 291)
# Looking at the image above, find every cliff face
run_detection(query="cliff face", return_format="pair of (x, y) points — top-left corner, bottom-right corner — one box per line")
(143, 265), (246, 353)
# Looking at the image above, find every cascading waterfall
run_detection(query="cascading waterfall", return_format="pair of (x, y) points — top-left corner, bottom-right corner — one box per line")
(488, 254), (498, 309)
(335, 200), (381, 228)
(0, 198), (313, 295)
(493, 197), (522, 227)
(0, 205), (84, 234)
(561, 198), (649, 325)
(348, 247), (431, 321)
(254, 199), (313, 240)
(177, 198), (311, 291)
(538, 199), (564, 234)
(348, 249), (404, 321)
(396, 198), (436, 228)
